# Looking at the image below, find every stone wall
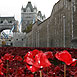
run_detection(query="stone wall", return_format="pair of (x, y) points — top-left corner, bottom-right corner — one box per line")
(24, 0), (77, 48)
(49, 0), (72, 48)
(13, 32), (26, 47)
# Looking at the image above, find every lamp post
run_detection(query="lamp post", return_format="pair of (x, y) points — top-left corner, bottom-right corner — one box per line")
(63, 15), (65, 48)
(38, 30), (39, 47)
(72, 0), (74, 39)
(47, 24), (49, 47)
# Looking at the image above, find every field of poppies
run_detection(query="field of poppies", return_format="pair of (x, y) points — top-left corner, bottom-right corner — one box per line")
(0, 47), (77, 77)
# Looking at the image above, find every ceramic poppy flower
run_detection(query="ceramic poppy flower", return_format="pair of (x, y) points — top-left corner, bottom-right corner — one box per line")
(24, 50), (51, 72)
(74, 73), (77, 77)
(0, 62), (4, 75)
(26, 64), (39, 73)
(0, 59), (2, 64)
(17, 67), (24, 75)
(54, 66), (60, 73)
(32, 49), (43, 56)
(1, 67), (6, 74)
(33, 52), (51, 68)
(9, 68), (14, 74)
(0, 70), (3, 75)
(45, 51), (53, 59)
(71, 60), (77, 66)
(24, 50), (43, 72)
(24, 51), (35, 65)
(14, 56), (23, 61)
(3, 53), (14, 61)
(55, 50), (76, 65)
(24, 50), (43, 65)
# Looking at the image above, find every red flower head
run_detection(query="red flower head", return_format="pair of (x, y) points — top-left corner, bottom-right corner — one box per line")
(24, 51), (35, 65)
(71, 60), (77, 66)
(34, 52), (51, 68)
(17, 67), (24, 75)
(24, 49), (51, 72)
(54, 66), (60, 73)
(26, 64), (39, 73)
(14, 56), (23, 61)
(55, 50), (76, 65)
(24, 49), (43, 65)
(0, 59), (4, 75)
(45, 51), (53, 59)
(74, 73), (77, 77)
(0, 59), (2, 64)
(3, 53), (14, 61)
(32, 49), (43, 56)
(9, 68), (14, 74)
(0, 71), (3, 75)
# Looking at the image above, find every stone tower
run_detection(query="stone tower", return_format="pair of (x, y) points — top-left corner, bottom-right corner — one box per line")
(21, 2), (37, 32)
(21, 1), (46, 32)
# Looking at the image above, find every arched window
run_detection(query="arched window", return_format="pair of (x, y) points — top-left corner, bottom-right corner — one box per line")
(68, 0), (71, 2)
(10, 21), (12, 23)
(1, 21), (3, 23)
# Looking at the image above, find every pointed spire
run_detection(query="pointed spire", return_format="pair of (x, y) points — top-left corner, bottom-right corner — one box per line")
(26, 1), (33, 12)
(42, 14), (46, 20)
(34, 6), (37, 10)
(21, 5), (23, 9)
(37, 11), (42, 17)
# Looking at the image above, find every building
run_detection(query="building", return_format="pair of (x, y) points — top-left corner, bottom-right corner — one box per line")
(13, 32), (26, 47)
(21, 1), (46, 32)
(24, 0), (77, 48)
(0, 16), (19, 47)
(0, 17), (18, 32)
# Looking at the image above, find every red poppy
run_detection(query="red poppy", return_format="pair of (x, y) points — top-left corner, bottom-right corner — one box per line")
(0, 62), (4, 75)
(32, 49), (43, 56)
(54, 66), (60, 73)
(14, 56), (23, 61)
(71, 60), (77, 66)
(55, 50), (76, 65)
(17, 67), (24, 75)
(26, 64), (39, 73)
(3, 53), (14, 61)
(1, 67), (6, 74)
(9, 68), (14, 74)
(24, 50), (43, 72)
(24, 50), (43, 65)
(0, 59), (2, 64)
(24, 50), (51, 72)
(45, 51), (53, 59)
(74, 73), (77, 77)
(0, 71), (3, 75)
(34, 52), (51, 68)
(24, 51), (35, 65)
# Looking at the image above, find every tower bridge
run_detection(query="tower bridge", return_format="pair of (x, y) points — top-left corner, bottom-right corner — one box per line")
(0, 17), (17, 32)
(0, 17), (18, 47)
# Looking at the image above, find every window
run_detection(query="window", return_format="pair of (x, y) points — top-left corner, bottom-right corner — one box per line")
(10, 21), (12, 23)
(68, 0), (71, 2)
(16, 39), (18, 40)
(22, 39), (23, 41)
(24, 10), (26, 12)
(1, 21), (3, 23)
